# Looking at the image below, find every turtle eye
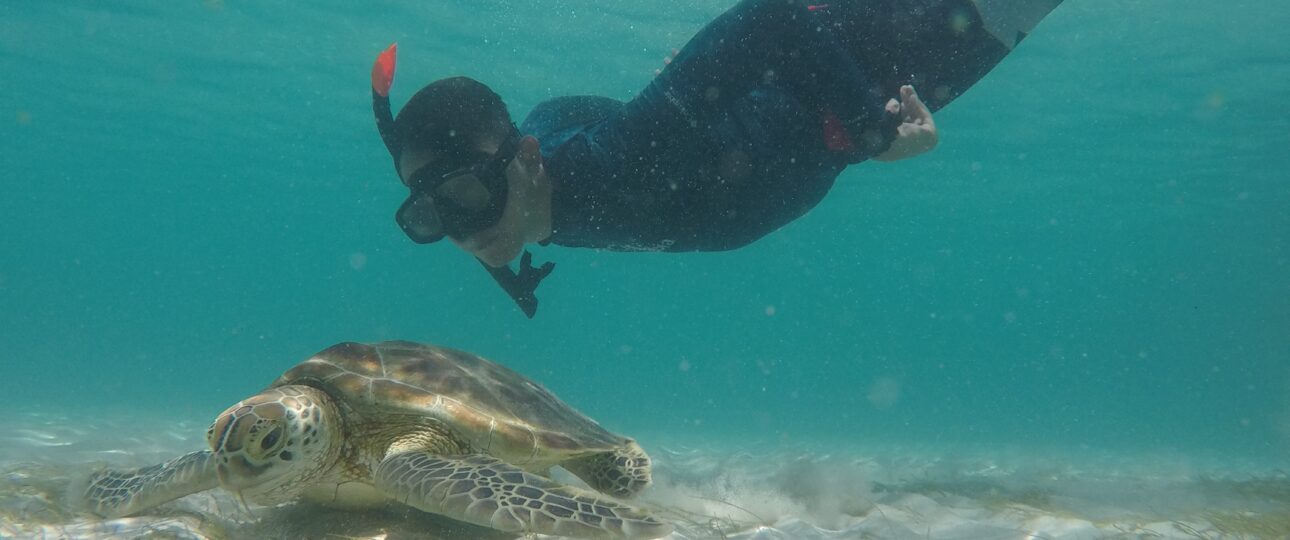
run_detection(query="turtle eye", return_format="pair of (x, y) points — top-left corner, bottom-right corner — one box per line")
(260, 426), (283, 451)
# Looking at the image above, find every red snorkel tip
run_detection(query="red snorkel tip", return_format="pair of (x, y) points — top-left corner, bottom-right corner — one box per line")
(372, 42), (397, 97)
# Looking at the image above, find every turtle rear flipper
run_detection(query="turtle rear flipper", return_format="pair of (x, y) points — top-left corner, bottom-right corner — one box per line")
(375, 452), (672, 539)
(77, 450), (218, 518)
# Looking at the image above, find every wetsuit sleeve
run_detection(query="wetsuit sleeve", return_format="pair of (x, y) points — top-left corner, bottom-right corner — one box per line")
(619, 0), (900, 162)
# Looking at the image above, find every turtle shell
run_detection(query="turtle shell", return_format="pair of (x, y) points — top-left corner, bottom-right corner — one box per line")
(270, 341), (628, 463)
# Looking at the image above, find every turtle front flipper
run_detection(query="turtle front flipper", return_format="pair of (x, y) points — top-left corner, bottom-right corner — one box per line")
(375, 452), (672, 539)
(79, 450), (218, 518)
(563, 440), (653, 498)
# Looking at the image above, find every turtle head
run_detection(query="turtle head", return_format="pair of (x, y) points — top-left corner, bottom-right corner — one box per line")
(206, 385), (340, 504)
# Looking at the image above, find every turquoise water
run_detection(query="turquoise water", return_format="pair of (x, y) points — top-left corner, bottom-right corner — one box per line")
(1, 0), (1287, 470)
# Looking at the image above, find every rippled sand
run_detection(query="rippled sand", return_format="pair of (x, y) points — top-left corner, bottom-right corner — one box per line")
(3, 411), (1287, 539)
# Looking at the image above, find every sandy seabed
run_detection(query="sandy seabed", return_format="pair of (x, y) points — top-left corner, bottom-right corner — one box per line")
(2, 410), (1287, 540)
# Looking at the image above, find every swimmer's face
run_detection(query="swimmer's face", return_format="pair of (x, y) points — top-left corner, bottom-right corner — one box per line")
(398, 137), (551, 267)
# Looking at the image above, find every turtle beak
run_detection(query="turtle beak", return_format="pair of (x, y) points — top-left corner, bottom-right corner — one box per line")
(216, 454), (273, 489)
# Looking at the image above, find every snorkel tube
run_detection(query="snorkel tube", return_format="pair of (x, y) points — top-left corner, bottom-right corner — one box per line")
(371, 43), (400, 162)
(371, 43), (555, 318)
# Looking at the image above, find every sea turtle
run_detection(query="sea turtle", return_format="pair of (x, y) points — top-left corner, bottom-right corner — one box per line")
(79, 341), (672, 539)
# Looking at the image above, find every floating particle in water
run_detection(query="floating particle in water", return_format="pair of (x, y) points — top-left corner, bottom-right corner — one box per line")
(933, 84), (952, 103)
(867, 377), (901, 409)
(949, 9), (972, 35)
(348, 252), (367, 271)
(1206, 91), (1225, 110)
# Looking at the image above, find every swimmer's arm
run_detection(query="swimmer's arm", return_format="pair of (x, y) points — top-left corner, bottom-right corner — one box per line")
(873, 85), (938, 162)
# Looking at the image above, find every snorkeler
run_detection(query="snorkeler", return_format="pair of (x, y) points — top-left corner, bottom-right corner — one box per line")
(371, 0), (1063, 316)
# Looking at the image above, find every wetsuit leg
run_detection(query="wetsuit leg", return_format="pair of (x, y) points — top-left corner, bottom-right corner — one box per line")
(819, 0), (1013, 111)
(621, 0), (898, 160)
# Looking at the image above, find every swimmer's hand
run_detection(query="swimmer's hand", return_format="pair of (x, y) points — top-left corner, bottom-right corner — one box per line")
(874, 85), (938, 162)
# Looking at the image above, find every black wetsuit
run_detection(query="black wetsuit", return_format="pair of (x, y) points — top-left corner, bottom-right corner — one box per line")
(527, 0), (1013, 252)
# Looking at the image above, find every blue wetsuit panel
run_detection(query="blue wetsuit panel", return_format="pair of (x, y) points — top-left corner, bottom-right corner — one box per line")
(528, 89), (843, 252)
